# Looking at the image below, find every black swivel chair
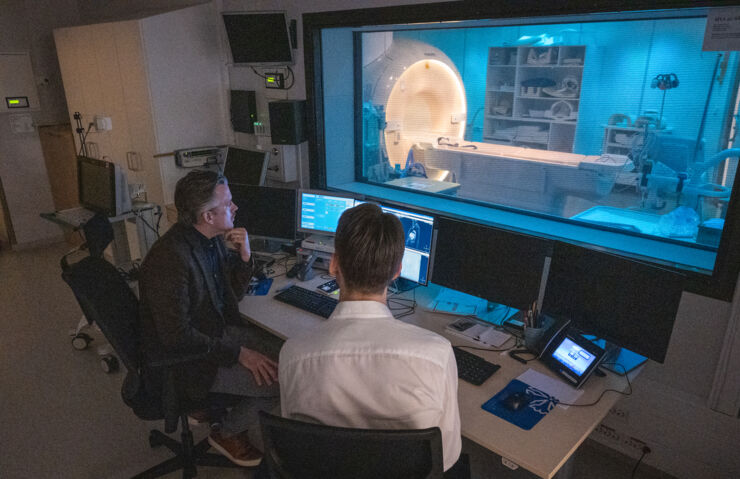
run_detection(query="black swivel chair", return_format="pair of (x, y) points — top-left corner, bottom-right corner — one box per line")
(61, 254), (242, 478)
(258, 411), (447, 479)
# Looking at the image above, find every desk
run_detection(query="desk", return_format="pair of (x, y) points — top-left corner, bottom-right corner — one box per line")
(41, 204), (158, 265)
(239, 275), (637, 478)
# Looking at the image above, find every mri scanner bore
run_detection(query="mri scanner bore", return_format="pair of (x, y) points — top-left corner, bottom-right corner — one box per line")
(358, 18), (738, 250)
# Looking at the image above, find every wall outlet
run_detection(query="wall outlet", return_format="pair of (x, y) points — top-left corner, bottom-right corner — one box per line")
(608, 407), (629, 424)
(594, 423), (621, 444)
(501, 457), (519, 470)
(623, 436), (648, 452)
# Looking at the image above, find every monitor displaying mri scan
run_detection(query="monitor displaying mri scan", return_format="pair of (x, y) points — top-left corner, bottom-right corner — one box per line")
(378, 204), (435, 286)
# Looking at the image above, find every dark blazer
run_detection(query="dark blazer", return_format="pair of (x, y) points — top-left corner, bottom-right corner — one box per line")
(138, 222), (254, 401)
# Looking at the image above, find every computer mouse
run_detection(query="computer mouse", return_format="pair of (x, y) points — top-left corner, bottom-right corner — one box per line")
(501, 391), (531, 412)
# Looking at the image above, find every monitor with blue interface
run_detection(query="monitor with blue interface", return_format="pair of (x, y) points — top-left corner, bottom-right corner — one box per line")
(297, 190), (356, 235)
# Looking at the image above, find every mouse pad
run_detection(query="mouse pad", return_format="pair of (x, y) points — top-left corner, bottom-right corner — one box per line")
(481, 379), (559, 430)
(247, 278), (273, 296)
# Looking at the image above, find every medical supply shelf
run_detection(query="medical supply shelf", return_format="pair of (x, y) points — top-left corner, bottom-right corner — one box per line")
(601, 124), (672, 156)
(484, 45), (586, 153)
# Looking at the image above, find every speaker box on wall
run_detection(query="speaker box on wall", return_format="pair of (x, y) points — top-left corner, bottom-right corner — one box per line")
(269, 100), (307, 145)
(230, 90), (257, 134)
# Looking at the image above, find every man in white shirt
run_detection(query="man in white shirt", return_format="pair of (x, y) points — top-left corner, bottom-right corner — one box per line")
(279, 202), (462, 471)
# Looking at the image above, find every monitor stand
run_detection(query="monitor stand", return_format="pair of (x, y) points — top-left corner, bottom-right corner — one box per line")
(388, 277), (419, 294)
(590, 339), (647, 375)
(250, 237), (283, 254)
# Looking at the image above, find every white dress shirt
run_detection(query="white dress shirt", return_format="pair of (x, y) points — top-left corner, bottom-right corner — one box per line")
(279, 300), (462, 471)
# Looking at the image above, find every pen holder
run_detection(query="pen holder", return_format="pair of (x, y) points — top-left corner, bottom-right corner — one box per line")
(524, 315), (554, 354)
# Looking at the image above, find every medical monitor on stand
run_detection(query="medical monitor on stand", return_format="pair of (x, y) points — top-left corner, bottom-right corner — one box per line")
(77, 156), (131, 217)
(431, 217), (552, 313)
(231, 185), (296, 253)
(297, 190), (357, 252)
(375, 203), (435, 290)
(541, 241), (685, 374)
(223, 147), (269, 186)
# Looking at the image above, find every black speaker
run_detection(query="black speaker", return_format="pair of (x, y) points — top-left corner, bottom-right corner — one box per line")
(269, 100), (307, 145)
(230, 90), (257, 134)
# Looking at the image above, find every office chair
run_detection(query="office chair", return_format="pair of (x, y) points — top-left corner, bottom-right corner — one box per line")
(61, 254), (243, 478)
(62, 213), (119, 369)
(258, 411), (446, 479)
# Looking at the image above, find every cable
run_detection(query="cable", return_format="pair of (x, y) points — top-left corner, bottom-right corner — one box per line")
(453, 337), (517, 353)
(285, 65), (295, 89)
(77, 122), (94, 156)
(250, 66), (267, 79)
(555, 362), (633, 407)
(631, 446), (651, 479)
(132, 209), (160, 239)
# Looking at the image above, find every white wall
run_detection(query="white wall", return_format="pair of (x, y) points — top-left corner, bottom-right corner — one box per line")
(0, 0), (80, 247)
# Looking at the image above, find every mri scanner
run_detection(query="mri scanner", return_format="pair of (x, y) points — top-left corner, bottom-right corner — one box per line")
(361, 36), (627, 215)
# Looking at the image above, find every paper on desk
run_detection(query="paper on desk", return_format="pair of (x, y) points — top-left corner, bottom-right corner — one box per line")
(430, 288), (482, 315)
(517, 369), (583, 409)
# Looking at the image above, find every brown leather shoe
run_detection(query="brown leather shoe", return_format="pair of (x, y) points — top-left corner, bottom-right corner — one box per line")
(207, 430), (262, 467)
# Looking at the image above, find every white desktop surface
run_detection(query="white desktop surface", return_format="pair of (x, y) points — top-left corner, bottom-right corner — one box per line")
(238, 274), (637, 479)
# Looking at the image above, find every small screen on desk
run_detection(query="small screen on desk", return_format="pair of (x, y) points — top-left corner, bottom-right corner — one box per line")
(551, 337), (596, 377)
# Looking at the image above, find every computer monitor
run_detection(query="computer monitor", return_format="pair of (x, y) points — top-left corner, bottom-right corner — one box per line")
(541, 241), (685, 366)
(297, 190), (356, 236)
(376, 203), (435, 287)
(223, 147), (269, 186)
(231, 185), (296, 253)
(431, 217), (552, 311)
(222, 11), (293, 66)
(77, 156), (131, 217)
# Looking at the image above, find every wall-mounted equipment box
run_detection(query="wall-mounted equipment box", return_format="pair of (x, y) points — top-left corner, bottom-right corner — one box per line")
(231, 90), (257, 134)
(0, 53), (40, 113)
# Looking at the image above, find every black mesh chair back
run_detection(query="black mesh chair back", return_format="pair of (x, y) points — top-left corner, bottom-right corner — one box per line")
(259, 411), (444, 479)
(62, 255), (140, 371)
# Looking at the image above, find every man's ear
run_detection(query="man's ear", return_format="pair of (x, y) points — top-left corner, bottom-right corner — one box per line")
(392, 261), (402, 280)
(201, 209), (214, 225)
(329, 254), (339, 277)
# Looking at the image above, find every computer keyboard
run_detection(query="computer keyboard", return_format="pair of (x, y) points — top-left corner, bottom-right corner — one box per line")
(55, 207), (96, 226)
(274, 285), (338, 318)
(453, 346), (501, 386)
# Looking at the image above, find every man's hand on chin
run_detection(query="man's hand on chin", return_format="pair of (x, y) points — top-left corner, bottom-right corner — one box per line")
(226, 228), (251, 262)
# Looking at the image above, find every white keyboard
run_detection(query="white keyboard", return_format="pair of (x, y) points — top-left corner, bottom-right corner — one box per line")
(56, 207), (96, 226)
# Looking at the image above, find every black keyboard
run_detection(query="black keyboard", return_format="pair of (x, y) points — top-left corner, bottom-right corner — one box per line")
(274, 285), (338, 318)
(453, 347), (500, 385)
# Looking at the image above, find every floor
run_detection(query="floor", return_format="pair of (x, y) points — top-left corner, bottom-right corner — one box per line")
(0, 242), (676, 479)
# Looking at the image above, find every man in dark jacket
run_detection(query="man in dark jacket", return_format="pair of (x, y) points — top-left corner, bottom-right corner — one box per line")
(139, 169), (278, 467)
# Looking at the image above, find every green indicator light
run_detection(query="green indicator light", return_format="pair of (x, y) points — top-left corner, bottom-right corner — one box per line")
(267, 77), (275, 83)
(9, 99), (20, 104)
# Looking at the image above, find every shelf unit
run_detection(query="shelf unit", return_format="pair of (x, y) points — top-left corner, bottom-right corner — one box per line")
(483, 45), (585, 152)
(602, 125), (672, 156)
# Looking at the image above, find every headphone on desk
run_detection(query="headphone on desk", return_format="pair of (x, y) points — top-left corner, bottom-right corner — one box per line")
(651, 73), (679, 90)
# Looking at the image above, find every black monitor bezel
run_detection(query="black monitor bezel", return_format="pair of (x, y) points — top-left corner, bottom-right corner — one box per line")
(231, 184), (297, 243)
(223, 146), (269, 186)
(221, 11), (294, 66)
(541, 241), (685, 363)
(77, 156), (116, 217)
(430, 216), (553, 311)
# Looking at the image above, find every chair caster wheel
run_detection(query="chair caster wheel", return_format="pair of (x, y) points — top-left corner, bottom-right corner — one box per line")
(149, 431), (165, 448)
(100, 354), (119, 373)
(72, 333), (93, 350)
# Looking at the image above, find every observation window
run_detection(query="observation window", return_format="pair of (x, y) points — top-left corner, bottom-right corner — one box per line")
(307, 5), (740, 300)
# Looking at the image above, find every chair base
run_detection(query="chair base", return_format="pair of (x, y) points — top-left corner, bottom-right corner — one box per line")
(132, 428), (245, 479)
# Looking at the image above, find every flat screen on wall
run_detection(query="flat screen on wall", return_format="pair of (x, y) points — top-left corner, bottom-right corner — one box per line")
(222, 11), (293, 66)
